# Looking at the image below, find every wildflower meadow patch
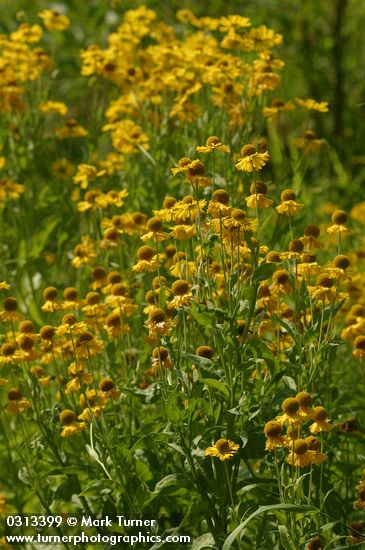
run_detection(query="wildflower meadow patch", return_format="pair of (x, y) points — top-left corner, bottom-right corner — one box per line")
(1, 2), (365, 549)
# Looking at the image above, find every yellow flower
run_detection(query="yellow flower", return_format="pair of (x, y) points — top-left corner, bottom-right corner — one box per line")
(41, 287), (63, 313)
(309, 406), (332, 433)
(246, 193), (271, 209)
(295, 97), (329, 112)
(264, 421), (285, 451)
(293, 130), (324, 154)
(275, 398), (303, 425)
(38, 101), (68, 116)
(0, 281), (10, 290)
(327, 210), (351, 235)
(0, 297), (22, 323)
(262, 99), (295, 120)
(11, 23), (43, 43)
(300, 224), (324, 250)
(133, 246), (159, 273)
(270, 270), (291, 297)
(305, 436), (327, 465)
(141, 217), (169, 243)
(351, 201), (365, 224)
(56, 119), (88, 139)
(171, 157), (193, 176)
(145, 308), (174, 340)
(235, 144), (270, 172)
(65, 363), (93, 394)
(170, 280), (193, 309)
(205, 438), (240, 461)
(326, 255), (352, 281)
(75, 332), (104, 359)
(103, 120), (149, 154)
(0, 178), (25, 203)
(73, 164), (105, 189)
(296, 392), (313, 418)
(196, 135), (230, 154)
(38, 9), (70, 31)
(52, 158), (75, 180)
(352, 335), (365, 359)
(276, 189), (304, 216)
(71, 236), (96, 268)
(7, 388), (32, 413)
(286, 439), (315, 468)
(169, 224), (196, 240)
(219, 15), (251, 32)
(60, 409), (86, 437)
(208, 189), (231, 217)
(56, 316), (88, 337)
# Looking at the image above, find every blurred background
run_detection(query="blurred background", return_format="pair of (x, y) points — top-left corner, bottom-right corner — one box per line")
(1, 0), (364, 190)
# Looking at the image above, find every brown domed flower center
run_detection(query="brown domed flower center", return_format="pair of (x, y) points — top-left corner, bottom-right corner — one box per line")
(147, 217), (163, 232)
(240, 144), (257, 157)
(8, 388), (23, 401)
(149, 308), (165, 323)
(331, 210), (347, 224)
(196, 345), (213, 359)
(333, 255), (350, 270)
(215, 439), (230, 453)
(172, 280), (189, 296)
(212, 189), (230, 204)
(296, 391), (312, 408)
(282, 397), (299, 415)
(273, 270), (289, 285)
(99, 378), (114, 392)
(280, 189), (296, 201)
(250, 180), (267, 194)
(264, 421), (281, 438)
(312, 406), (328, 422)
(60, 409), (76, 426)
(4, 297), (18, 311)
(137, 246), (155, 261)
(294, 439), (308, 455)
(304, 224), (320, 237)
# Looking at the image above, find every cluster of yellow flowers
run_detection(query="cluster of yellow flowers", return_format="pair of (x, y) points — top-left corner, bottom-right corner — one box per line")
(264, 393), (330, 467)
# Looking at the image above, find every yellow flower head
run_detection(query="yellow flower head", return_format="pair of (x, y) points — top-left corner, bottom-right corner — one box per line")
(7, 388), (32, 413)
(327, 210), (351, 235)
(38, 9), (70, 31)
(309, 406), (332, 433)
(38, 101), (68, 116)
(205, 438), (240, 461)
(196, 135), (230, 154)
(60, 409), (86, 437)
(235, 144), (270, 172)
(275, 397), (303, 425)
(264, 420), (285, 451)
(286, 439), (315, 468)
(276, 189), (304, 216)
(295, 97), (329, 112)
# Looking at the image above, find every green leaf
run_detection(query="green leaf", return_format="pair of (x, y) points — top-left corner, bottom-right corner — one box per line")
(192, 533), (215, 549)
(153, 474), (182, 494)
(278, 525), (293, 550)
(199, 378), (229, 399)
(165, 390), (181, 423)
(78, 479), (114, 497)
(184, 353), (213, 369)
(253, 262), (277, 283)
(190, 304), (215, 329)
(54, 475), (81, 502)
(282, 376), (297, 391)
(30, 216), (59, 259)
(222, 504), (317, 550)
